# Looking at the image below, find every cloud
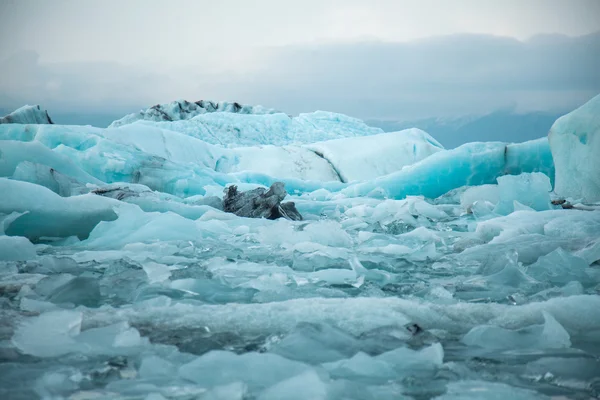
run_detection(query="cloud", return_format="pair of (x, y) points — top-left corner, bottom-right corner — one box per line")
(1, 32), (599, 120)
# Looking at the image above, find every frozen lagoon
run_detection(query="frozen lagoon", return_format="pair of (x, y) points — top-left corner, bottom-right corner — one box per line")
(0, 98), (599, 399)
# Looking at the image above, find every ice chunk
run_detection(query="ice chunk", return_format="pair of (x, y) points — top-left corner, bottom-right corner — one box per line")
(46, 276), (102, 307)
(323, 343), (443, 381)
(549, 93), (600, 202)
(0, 235), (36, 261)
(461, 311), (570, 350)
(268, 322), (359, 364)
(257, 370), (327, 400)
(142, 261), (171, 283)
(201, 382), (247, 400)
(82, 207), (204, 249)
(12, 310), (82, 357)
(170, 278), (257, 304)
(0, 178), (120, 240)
(460, 185), (499, 212)
(138, 355), (176, 379)
(0, 140), (104, 185)
(526, 247), (590, 286)
(438, 380), (548, 399)
(493, 173), (552, 215)
(75, 321), (143, 352)
(178, 351), (311, 390)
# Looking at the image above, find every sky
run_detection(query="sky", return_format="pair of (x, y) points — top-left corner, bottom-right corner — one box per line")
(1, 0), (599, 122)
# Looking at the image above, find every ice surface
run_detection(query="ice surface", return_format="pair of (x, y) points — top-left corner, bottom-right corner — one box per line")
(2, 99), (600, 399)
(549, 93), (600, 202)
(0, 178), (120, 240)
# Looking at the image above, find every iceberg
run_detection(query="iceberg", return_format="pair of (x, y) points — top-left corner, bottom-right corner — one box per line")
(342, 138), (554, 200)
(305, 128), (444, 182)
(109, 99), (280, 128)
(116, 109), (383, 147)
(549, 93), (600, 202)
(0, 105), (53, 124)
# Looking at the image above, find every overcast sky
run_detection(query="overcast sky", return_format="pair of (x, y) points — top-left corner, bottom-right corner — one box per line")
(1, 0), (599, 120)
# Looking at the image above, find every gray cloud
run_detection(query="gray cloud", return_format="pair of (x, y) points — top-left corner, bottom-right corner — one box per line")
(1, 32), (599, 121)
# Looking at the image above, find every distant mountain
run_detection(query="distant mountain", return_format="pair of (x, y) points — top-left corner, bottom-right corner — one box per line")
(366, 110), (562, 148)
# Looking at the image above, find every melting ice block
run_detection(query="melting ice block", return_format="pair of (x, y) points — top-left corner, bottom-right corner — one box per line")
(12, 310), (82, 357)
(462, 311), (571, 350)
(549, 93), (600, 202)
(178, 351), (312, 390)
(526, 247), (590, 286)
(258, 371), (327, 400)
(0, 235), (36, 261)
(493, 172), (552, 214)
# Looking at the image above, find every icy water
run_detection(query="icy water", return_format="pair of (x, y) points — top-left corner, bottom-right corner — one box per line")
(1, 188), (599, 400)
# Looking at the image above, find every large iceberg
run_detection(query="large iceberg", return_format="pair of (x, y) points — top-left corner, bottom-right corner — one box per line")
(343, 138), (554, 199)
(109, 99), (280, 128)
(549, 93), (600, 202)
(1, 97), (599, 400)
(116, 109), (384, 147)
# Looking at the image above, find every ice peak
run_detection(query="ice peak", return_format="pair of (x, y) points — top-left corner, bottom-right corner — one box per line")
(0, 105), (54, 125)
(109, 99), (280, 128)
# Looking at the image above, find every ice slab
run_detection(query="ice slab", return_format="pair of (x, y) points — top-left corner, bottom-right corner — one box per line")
(304, 128), (443, 182)
(493, 173), (552, 215)
(549, 93), (600, 202)
(438, 380), (549, 399)
(179, 350), (312, 390)
(461, 311), (571, 350)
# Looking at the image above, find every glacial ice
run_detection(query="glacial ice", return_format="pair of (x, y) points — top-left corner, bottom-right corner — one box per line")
(109, 99), (280, 128)
(123, 109), (383, 146)
(304, 128), (444, 182)
(493, 172), (552, 214)
(0, 105), (53, 124)
(1, 98), (600, 399)
(549, 93), (600, 202)
(342, 138), (554, 200)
